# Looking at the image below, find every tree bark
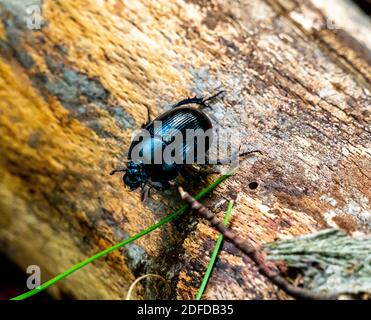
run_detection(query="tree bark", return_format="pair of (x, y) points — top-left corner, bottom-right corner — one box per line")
(0, 0), (370, 299)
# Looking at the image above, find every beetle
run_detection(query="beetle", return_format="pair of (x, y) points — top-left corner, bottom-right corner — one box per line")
(111, 91), (259, 201)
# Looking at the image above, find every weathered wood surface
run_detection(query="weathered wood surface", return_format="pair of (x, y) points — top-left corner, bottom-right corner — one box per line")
(0, 0), (370, 299)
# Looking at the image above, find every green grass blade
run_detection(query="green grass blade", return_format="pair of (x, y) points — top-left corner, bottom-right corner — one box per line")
(196, 200), (234, 300)
(11, 170), (234, 300)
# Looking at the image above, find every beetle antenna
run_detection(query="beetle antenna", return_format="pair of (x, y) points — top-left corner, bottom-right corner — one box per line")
(202, 90), (225, 104)
(110, 168), (126, 175)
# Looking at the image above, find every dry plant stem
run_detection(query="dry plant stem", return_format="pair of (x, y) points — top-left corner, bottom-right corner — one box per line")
(178, 187), (337, 300)
(126, 274), (171, 300)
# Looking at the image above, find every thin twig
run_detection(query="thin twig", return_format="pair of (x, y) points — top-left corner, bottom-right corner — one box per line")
(178, 187), (337, 300)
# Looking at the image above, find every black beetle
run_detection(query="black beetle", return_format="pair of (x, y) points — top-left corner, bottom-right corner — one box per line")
(111, 91), (258, 200)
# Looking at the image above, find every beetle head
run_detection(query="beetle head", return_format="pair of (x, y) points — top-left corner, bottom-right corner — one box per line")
(123, 161), (148, 190)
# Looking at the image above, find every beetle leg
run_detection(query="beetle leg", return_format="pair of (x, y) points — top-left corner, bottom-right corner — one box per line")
(141, 184), (151, 202)
(197, 90), (226, 110)
(186, 163), (222, 175)
(170, 90), (225, 109)
(149, 181), (171, 191)
(170, 96), (206, 109)
(201, 90), (225, 105)
(196, 165), (222, 175)
(239, 149), (263, 158)
(110, 168), (126, 175)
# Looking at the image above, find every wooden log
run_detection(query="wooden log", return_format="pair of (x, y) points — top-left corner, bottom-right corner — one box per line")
(0, 0), (370, 299)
